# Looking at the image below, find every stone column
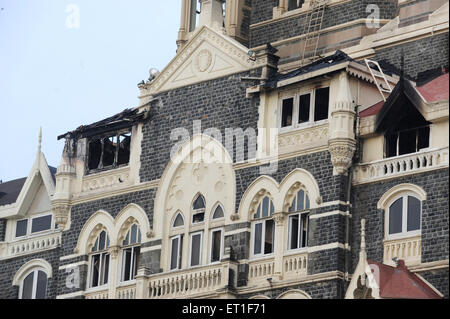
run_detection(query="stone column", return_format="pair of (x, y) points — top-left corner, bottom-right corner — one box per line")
(177, 0), (191, 50)
(273, 212), (286, 279)
(329, 71), (356, 175)
(107, 246), (120, 299)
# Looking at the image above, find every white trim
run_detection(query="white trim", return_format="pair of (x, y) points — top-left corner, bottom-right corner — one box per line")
(377, 183), (427, 209)
(170, 234), (183, 271)
(224, 228), (251, 236)
(384, 193), (422, 241)
(141, 245), (162, 253)
(60, 254), (81, 261)
(209, 228), (224, 264)
(58, 261), (89, 270)
(13, 259), (53, 286)
(56, 291), (85, 299)
(308, 242), (349, 253)
(309, 210), (351, 220)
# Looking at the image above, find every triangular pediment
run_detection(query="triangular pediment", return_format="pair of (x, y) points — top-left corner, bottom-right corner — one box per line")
(148, 26), (264, 94)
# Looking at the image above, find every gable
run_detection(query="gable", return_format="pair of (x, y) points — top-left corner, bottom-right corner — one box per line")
(25, 183), (52, 217)
(147, 26), (265, 95)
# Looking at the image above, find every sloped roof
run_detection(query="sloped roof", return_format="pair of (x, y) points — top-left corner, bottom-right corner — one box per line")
(0, 178), (27, 206)
(368, 260), (442, 299)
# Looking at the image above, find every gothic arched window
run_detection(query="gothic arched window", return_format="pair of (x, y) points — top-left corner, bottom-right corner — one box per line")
(89, 230), (110, 288)
(252, 196), (275, 257)
(288, 190), (310, 250)
(121, 224), (142, 282)
(19, 269), (47, 299)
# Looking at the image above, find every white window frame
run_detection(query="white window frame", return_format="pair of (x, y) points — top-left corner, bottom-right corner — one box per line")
(251, 218), (276, 259)
(88, 251), (110, 289)
(385, 193), (422, 241)
(170, 234), (183, 271)
(120, 245), (140, 283)
(189, 231), (204, 268)
(287, 212), (309, 251)
(18, 269), (47, 299)
(15, 212), (55, 239)
(278, 87), (330, 132)
(209, 228), (224, 264)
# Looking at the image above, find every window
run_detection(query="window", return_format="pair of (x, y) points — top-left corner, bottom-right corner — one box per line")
(192, 194), (206, 224)
(19, 269), (47, 299)
(288, 0), (305, 11)
(252, 196), (275, 257)
(170, 235), (183, 270)
(288, 190), (310, 250)
(385, 126), (430, 158)
(15, 213), (54, 238)
(173, 212), (185, 228)
(121, 224), (142, 282)
(210, 229), (223, 263)
(89, 230), (110, 288)
(189, 0), (201, 32)
(212, 205), (224, 220)
(280, 87), (330, 130)
(388, 195), (421, 238)
(87, 130), (131, 172)
(189, 232), (203, 267)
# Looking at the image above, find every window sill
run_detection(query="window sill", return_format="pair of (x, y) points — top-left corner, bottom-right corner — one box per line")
(85, 285), (109, 294)
(384, 232), (421, 242)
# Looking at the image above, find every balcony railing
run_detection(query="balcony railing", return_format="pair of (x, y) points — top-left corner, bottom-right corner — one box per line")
(248, 257), (276, 283)
(383, 235), (422, 267)
(0, 231), (61, 260)
(283, 251), (308, 279)
(116, 283), (137, 299)
(147, 264), (226, 299)
(85, 289), (109, 299)
(353, 147), (449, 184)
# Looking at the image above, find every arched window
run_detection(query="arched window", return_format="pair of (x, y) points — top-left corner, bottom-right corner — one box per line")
(121, 224), (141, 282)
(212, 205), (224, 220)
(173, 212), (185, 228)
(192, 194), (206, 224)
(170, 212), (185, 271)
(89, 230), (110, 288)
(387, 195), (421, 238)
(252, 196), (275, 257)
(288, 190), (310, 250)
(19, 269), (47, 299)
(210, 204), (225, 264)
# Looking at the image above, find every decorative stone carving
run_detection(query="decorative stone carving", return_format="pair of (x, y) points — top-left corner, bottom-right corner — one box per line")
(53, 202), (71, 231)
(196, 49), (213, 72)
(329, 139), (356, 175)
(273, 212), (286, 226)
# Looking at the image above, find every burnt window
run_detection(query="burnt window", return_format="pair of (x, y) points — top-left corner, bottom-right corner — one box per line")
(385, 126), (430, 158)
(314, 87), (330, 122)
(288, 0), (305, 10)
(87, 130), (131, 172)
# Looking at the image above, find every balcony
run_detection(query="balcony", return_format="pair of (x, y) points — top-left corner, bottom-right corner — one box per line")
(116, 283), (137, 299)
(85, 289), (109, 299)
(384, 236), (422, 267)
(147, 264), (229, 299)
(0, 231), (61, 260)
(353, 147), (449, 184)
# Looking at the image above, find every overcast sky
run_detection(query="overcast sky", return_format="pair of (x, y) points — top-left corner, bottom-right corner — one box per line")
(0, 0), (181, 182)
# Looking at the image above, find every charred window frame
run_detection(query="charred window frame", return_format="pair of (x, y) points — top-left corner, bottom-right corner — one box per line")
(87, 129), (132, 173)
(385, 125), (430, 158)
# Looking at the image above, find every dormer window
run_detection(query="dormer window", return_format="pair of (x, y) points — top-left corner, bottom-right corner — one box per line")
(385, 126), (430, 158)
(15, 213), (54, 239)
(280, 87), (330, 130)
(87, 129), (131, 173)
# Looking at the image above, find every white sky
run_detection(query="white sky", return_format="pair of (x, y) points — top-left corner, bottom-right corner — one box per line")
(0, 0), (181, 181)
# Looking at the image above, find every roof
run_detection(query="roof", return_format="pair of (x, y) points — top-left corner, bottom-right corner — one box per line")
(361, 72), (449, 118)
(264, 50), (354, 89)
(0, 178), (27, 206)
(57, 108), (147, 140)
(368, 260), (442, 299)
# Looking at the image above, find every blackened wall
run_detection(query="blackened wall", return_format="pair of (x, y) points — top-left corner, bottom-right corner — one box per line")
(0, 249), (60, 299)
(249, 0), (398, 47)
(350, 168), (449, 273)
(140, 70), (262, 183)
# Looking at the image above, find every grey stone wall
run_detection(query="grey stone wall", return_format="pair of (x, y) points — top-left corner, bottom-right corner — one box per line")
(308, 247), (346, 275)
(351, 168), (449, 273)
(0, 249), (61, 299)
(419, 268), (449, 299)
(238, 278), (346, 299)
(374, 33), (449, 81)
(250, 0), (398, 47)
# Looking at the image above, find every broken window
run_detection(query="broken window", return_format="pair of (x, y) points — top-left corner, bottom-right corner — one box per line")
(288, 0), (305, 10)
(314, 87), (330, 122)
(87, 130), (131, 172)
(385, 126), (430, 158)
(281, 98), (294, 128)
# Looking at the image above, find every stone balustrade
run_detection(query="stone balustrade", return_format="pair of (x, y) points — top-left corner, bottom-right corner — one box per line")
(384, 235), (422, 267)
(0, 231), (61, 260)
(116, 283), (137, 299)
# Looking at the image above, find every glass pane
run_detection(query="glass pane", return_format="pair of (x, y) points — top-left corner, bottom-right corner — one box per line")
(262, 197), (269, 218)
(270, 201), (275, 215)
(137, 229), (142, 243)
(211, 230), (222, 263)
(123, 232), (130, 246)
(16, 219), (28, 237)
(297, 190), (305, 211)
(298, 94), (311, 124)
(131, 224), (137, 244)
(254, 223), (262, 255)
(305, 194), (310, 209)
(91, 254), (100, 287)
(21, 272), (34, 299)
(171, 237), (179, 270)
(122, 248), (132, 281)
(264, 220), (275, 254)
(92, 238), (99, 252)
(389, 198), (403, 235)
(255, 205), (261, 219)
(99, 231), (106, 251)
(36, 271), (47, 299)
(281, 98), (294, 127)
(289, 198), (296, 213)
(314, 87), (330, 121)
(407, 196), (421, 232)
(289, 215), (299, 250)
(193, 195), (206, 210)
(31, 215), (52, 233)
(101, 254), (110, 285)
(213, 206), (224, 219)
(192, 212), (205, 224)
(174, 213), (184, 227)
(301, 214), (309, 248)
(190, 234), (202, 267)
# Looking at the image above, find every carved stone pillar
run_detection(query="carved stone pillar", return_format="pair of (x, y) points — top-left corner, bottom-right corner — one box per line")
(329, 71), (356, 175)
(52, 202), (71, 231)
(273, 212), (286, 279)
(108, 246), (120, 299)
